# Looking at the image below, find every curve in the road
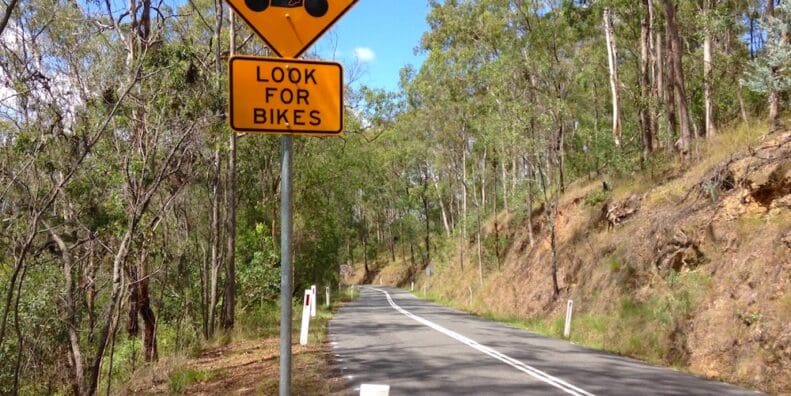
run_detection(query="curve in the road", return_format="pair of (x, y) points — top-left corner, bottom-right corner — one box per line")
(368, 287), (595, 396)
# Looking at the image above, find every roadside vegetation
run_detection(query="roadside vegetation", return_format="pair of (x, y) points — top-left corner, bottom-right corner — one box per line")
(119, 290), (353, 395)
(366, 121), (790, 394)
(0, 0), (788, 394)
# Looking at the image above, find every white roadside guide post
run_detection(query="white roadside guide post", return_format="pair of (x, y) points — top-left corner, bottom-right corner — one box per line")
(564, 299), (574, 338)
(310, 285), (317, 317)
(360, 384), (390, 396)
(411, 281), (414, 292)
(325, 286), (330, 307)
(300, 290), (311, 345)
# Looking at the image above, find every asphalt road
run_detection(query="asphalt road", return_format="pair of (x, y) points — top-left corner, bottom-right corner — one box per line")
(328, 286), (762, 396)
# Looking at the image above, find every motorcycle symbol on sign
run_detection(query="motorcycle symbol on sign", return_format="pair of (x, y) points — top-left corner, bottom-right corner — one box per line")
(245, 0), (329, 18)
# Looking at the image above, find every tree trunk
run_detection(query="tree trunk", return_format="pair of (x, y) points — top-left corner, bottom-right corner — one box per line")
(222, 12), (237, 331)
(703, 0), (718, 138)
(549, 210), (560, 300)
(738, 88), (750, 124)
(537, 152), (560, 300)
(49, 230), (84, 395)
(127, 280), (139, 337)
(769, 92), (780, 132)
(12, 265), (27, 395)
(200, 245), (209, 340)
(87, 227), (133, 395)
(604, 7), (622, 147)
(460, 146), (468, 271)
(434, 178), (451, 237)
(207, 0), (224, 338)
(525, 157), (535, 248)
(557, 122), (566, 193)
(389, 225), (396, 262)
(492, 157), (500, 270)
(223, 133), (237, 330)
(648, 0), (659, 144)
(480, 150), (487, 209)
(208, 145), (222, 338)
(766, 0), (780, 132)
(127, 254), (158, 362)
(409, 242), (416, 273)
(640, 0), (655, 160)
(662, 24), (679, 151)
(664, 0), (692, 159)
(501, 150), (509, 217)
(511, 157), (517, 194)
(422, 170), (431, 268)
(86, 241), (97, 342)
(138, 275), (158, 362)
(472, 160), (483, 286)
(476, 202), (483, 287)
(362, 210), (369, 281)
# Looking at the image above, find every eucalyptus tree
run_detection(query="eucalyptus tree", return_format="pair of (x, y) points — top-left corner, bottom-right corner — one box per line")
(742, 0), (790, 132)
(0, 0), (146, 392)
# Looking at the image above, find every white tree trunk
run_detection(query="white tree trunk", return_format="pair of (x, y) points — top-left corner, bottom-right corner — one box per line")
(460, 144), (468, 271)
(500, 153), (509, 217)
(604, 8), (622, 147)
(703, 0), (718, 138)
(434, 178), (451, 237)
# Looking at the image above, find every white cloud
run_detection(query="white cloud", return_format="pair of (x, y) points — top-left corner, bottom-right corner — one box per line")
(353, 47), (376, 63)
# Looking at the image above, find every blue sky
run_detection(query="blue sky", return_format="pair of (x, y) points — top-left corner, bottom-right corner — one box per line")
(312, 1), (431, 92)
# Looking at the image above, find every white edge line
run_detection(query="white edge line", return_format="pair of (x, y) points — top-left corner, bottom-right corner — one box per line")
(368, 287), (595, 396)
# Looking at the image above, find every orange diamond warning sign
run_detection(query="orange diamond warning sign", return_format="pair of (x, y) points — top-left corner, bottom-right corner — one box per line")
(229, 56), (343, 135)
(225, 0), (358, 58)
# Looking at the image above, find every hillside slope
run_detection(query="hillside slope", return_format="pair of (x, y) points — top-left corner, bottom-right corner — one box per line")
(356, 126), (791, 394)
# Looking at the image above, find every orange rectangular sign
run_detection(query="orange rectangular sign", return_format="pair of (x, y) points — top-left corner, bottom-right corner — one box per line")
(229, 56), (343, 135)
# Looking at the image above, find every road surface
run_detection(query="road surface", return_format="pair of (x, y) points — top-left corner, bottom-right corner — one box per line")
(328, 286), (762, 396)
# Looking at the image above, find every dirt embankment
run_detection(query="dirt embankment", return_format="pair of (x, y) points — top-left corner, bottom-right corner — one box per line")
(371, 129), (791, 394)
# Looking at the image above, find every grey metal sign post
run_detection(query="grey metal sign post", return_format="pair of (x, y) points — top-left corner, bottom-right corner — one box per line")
(279, 135), (293, 396)
(223, 4), (357, 395)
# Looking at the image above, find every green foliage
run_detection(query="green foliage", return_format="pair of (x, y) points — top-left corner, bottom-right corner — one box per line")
(585, 188), (612, 207)
(168, 368), (212, 394)
(500, 270), (712, 366)
(606, 254), (622, 272)
(237, 224), (280, 307)
(0, 0), (777, 392)
(742, 2), (791, 96)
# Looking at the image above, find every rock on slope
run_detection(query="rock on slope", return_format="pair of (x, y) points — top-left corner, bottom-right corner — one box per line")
(406, 129), (790, 394)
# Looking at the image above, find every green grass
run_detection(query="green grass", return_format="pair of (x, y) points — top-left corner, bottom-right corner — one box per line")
(585, 188), (612, 206)
(606, 254), (622, 272)
(780, 293), (791, 322)
(168, 368), (213, 394)
(462, 270), (712, 368)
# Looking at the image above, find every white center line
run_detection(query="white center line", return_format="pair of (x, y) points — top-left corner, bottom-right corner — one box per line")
(368, 287), (595, 396)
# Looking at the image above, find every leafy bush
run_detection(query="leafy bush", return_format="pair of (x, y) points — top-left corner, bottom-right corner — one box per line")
(168, 368), (212, 394)
(585, 188), (612, 206)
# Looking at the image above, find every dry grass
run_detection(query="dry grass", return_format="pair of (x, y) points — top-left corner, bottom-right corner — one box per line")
(360, 121), (790, 394)
(119, 294), (354, 396)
